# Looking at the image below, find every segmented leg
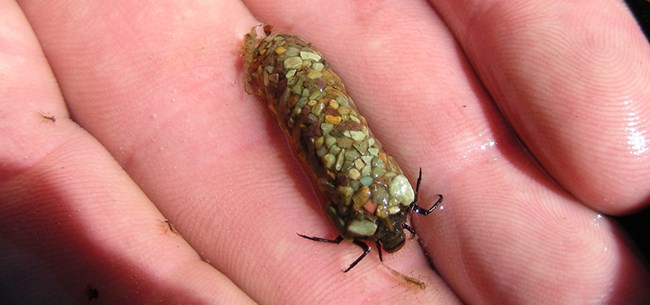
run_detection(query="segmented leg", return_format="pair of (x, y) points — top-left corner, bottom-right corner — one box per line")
(347, 239), (371, 272)
(410, 168), (443, 216)
(297, 233), (343, 244)
(403, 223), (417, 238)
(297, 234), (371, 272)
(375, 241), (383, 262)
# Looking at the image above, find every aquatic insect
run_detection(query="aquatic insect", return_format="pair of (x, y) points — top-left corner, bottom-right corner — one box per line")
(243, 25), (442, 272)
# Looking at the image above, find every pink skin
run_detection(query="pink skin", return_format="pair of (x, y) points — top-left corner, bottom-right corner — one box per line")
(1, 0), (649, 304)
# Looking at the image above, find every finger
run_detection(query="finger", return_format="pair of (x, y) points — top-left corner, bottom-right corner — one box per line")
(3, 1), (254, 303)
(403, 0), (650, 303)
(431, 0), (650, 213)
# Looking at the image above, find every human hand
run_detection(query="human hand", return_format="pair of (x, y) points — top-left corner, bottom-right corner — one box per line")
(1, 1), (649, 304)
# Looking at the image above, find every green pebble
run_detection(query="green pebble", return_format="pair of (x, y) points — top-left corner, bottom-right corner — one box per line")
(360, 176), (373, 186)
(325, 136), (337, 148)
(361, 165), (372, 177)
(300, 51), (322, 61)
(284, 56), (303, 69)
(344, 149), (360, 161)
(389, 175), (415, 205)
(286, 76), (297, 86)
(347, 219), (377, 237)
(309, 90), (322, 100)
(285, 47), (300, 56)
(353, 140), (369, 153)
(291, 78), (304, 95)
(341, 161), (353, 173)
(349, 180), (361, 191)
(311, 103), (325, 115)
(354, 158), (365, 170)
(329, 145), (341, 155)
(371, 167), (386, 178)
(307, 70), (322, 79)
(388, 198), (400, 211)
(372, 185), (390, 206)
(388, 206), (401, 215)
(321, 122), (333, 135)
(295, 96), (308, 109)
(311, 62), (324, 71)
(368, 147), (379, 156)
(335, 96), (348, 106)
(335, 149), (346, 171)
(371, 156), (385, 168)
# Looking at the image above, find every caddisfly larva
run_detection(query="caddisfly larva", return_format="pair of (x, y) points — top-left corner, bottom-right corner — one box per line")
(243, 24), (442, 273)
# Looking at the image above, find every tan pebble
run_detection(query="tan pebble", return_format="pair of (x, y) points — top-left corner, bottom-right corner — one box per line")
(325, 115), (342, 125)
(349, 168), (361, 180)
(352, 186), (370, 208)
